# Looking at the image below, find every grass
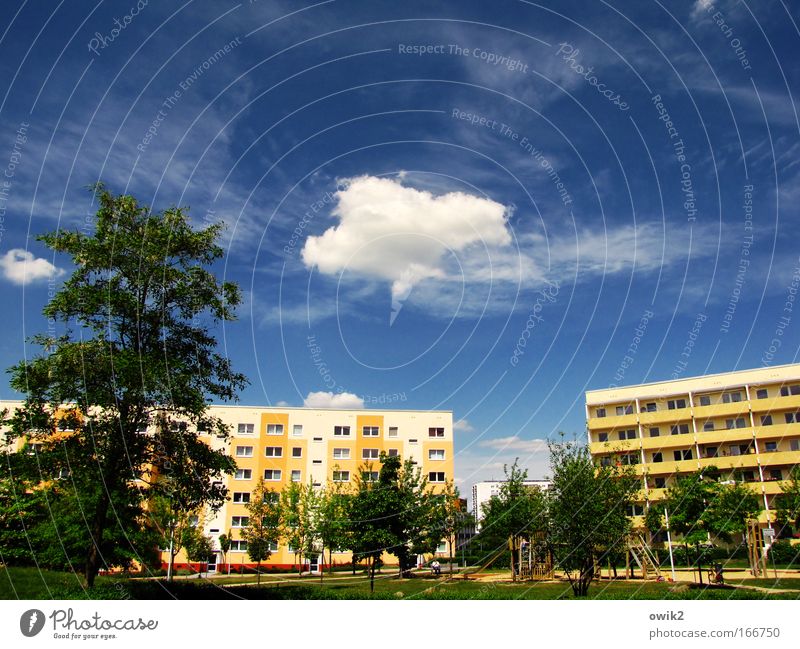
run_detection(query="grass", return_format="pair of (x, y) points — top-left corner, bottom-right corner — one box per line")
(2, 566), (799, 599)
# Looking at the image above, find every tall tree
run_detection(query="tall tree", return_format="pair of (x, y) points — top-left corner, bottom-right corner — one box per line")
(479, 459), (547, 581)
(3, 186), (246, 587)
(316, 481), (351, 578)
(241, 479), (281, 585)
(547, 439), (639, 597)
(435, 481), (470, 575)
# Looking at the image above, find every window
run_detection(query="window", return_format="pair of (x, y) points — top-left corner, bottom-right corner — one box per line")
(312, 459), (322, 465)
(626, 504), (645, 517)
(56, 468), (71, 480)
(429, 449), (445, 461)
(599, 457), (612, 467)
(644, 402), (657, 412)
(615, 405), (633, 415)
(673, 449), (692, 461)
(334, 426), (351, 437)
(232, 492), (250, 503)
(704, 446), (718, 458)
(764, 441), (778, 453)
(268, 541), (279, 552)
(621, 453), (639, 465)
(756, 389), (768, 399)
(267, 424), (284, 435)
(263, 492), (280, 504)
(363, 426), (379, 437)
(188, 514), (199, 527)
(653, 477), (666, 488)
(703, 421), (714, 432)
(263, 469), (282, 481)
(333, 470), (350, 482)
(667, 399), (687, 410)
(759, 415), (772, 426)
(619, 429), (636, 440)
(237, 423), (254, 435)
(292, 447), (302, 458)
(313, 436), (323, 442)
(388, 448), (399, 457)
(136, 422), (149, 433)
(362, 448), (379, 460)
(231, 516), (249, 528)
(698, 395), (711, 406)
(722, 392), (742, 403)
(598, 432), (608, 442)
(264, 446), (283, 458)
(428, 427), (445, 438)
(792, 440), (800, 451)
(741, 471), (756, 482)
(235, 445), (253, 457)
(333, 448), (350, 460)
(649, 427), (660, 437)
(291, 469), (302, 482)
(596, 408), (606, 418)
(235, 469), (252, 480)
(785, 412), (798, 424)
(409, 438), (418, 444)
(729, 444), (741, 456)
(388, 426), (398, 438)
(361, 471), (379, 482)
(652, 452), (663, 463)
(670, 424), (690, 435)
(292, 424), (303, 437)
(429, 471), (446, 482)
(780, 385), (800, 397)
(725, 418), (746, 429)
(769, 469), (782, 481)
(230, 540), (248, 552)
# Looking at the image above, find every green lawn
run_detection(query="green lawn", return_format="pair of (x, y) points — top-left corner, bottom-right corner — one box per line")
(2, 566), (799, 599)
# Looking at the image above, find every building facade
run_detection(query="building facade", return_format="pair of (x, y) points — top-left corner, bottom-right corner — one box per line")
(180, 405), (454, 572)
(586, 364), (800, 533)
(471, 478), (551, 526)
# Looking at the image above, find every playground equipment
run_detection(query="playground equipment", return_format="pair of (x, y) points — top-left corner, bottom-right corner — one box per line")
(517, 533), (554, 581)
(746, 520), (768, 577)
(623, 533), (661, 580)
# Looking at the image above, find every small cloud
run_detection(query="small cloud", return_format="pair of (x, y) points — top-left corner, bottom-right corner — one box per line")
(275, 400), (290, 407)
(478, 436), (549, 454)
(303, 391), (365, 409)
(454, 418), (475, 433)
(0, 249), (64, 285)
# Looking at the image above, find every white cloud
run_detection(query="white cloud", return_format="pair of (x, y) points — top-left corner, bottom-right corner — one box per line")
(303, 391), (365, 409)
(0, 249), (64, 285)
(454, 418), (475, 433)
(302, 175), (512, 304)
(478, 435), (549, 454)
(690, 0), (714, 20)
(275, 400), (290, 407)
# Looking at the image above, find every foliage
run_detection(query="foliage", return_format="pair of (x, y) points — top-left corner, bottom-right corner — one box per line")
(242, 479), (281, 585)
(767, 540), (799, 565)
(2, 186), (246, 586)
(775, 465), (800, 535)
(316, 481), (352, 576)
(546, 438), (638, 597)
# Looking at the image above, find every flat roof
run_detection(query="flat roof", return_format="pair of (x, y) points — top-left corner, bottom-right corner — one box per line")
(586, 362), (800, 405)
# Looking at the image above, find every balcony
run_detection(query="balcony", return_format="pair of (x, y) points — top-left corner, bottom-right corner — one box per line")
(640, 435), (673, 450)
(644, 487), (668, 501)
(692, 401), (750, 419)
(639, 409), (690, 426)
(695, 428), (754, 446)
(761, 480), (789, 495)
(698, 453), (759, 471)
(588, 439), (640, 455)
(750, 393), (800, 413)
(643, 458), (699, 475)
(754, 422), (800, 440)
(758, 449), (800, 468)
(588, 412), (638, 429)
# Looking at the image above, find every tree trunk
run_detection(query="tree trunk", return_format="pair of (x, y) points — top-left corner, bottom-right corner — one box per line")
(369, 556), (375, 593)
(257, 559), (261, 585)
(449, 537), (454, 575)
(510, 537), (517, 582)
(328, 548), (333, 575)
(84, 490), (110, 588)
(696, 546), (703, 585)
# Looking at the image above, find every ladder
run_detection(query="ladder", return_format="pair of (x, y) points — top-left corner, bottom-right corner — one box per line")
(627, 533), (661, 579)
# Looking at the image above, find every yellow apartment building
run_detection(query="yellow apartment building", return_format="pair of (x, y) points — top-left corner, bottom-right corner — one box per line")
(187, 405), (454, 572)
(586, 364), (800, 535)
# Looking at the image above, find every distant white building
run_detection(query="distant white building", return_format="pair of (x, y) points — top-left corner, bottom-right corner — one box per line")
(472, 479), (551, 527)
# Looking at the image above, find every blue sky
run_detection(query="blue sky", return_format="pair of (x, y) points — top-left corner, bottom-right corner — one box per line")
(0, 0), (798, 488)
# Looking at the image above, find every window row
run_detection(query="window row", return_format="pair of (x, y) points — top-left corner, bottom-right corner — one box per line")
(236, 423), (446, 438)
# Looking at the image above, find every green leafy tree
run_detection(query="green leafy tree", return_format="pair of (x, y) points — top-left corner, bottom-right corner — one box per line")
(435, 481), (470, 575)
(218, 532), (231, 575)
(147, 491), (202, 581)
(182, 525), (213, 577)
(279, 481), (316, 574)
(241, 479), (281, 584)
(775, 465), (800, 536)
(547, 439), (639, 597)
(316, 481), (352, 578)
(3, 186), (246, 587)
(479, 459), (547, 581)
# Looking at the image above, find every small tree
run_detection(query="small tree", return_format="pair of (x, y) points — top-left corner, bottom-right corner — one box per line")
(218, 532), (232, 575)
(547, 439), (638, 597)
(775, 465), (800, 537)
(316, 481), (352, 578)
(436, 481), (470, 574)
(242, 479), (281, 584)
